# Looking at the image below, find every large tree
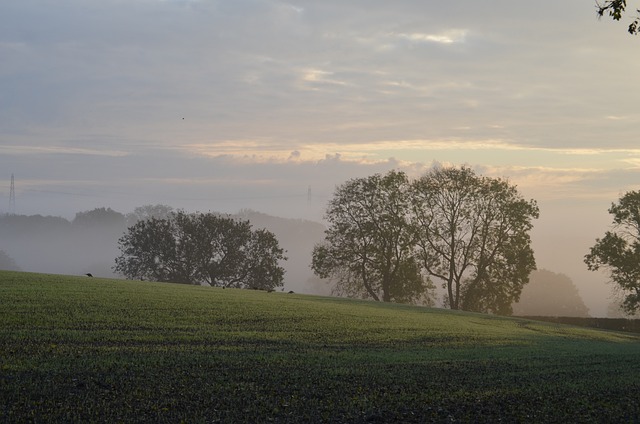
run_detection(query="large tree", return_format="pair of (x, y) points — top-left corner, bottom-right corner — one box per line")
(411, 166), (539, 315)
(585, 190), (640, 314)
(597, 1), (640, 34)
(512, 270), (590, 317)
(312, 171), (433, 304)
(115, 211), (286, 289)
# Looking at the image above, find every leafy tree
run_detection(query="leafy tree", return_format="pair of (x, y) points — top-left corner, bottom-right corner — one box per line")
(114, 216), (183, 283)
(512, 270), (590, 317)
(312, 171), (433, 304)
(0, 214), (70, 237)
(73, 207), (126, 230)
(597, 0), (640, 34)
(126, 204), (174, 226)
(585, 190), (640, 314)
(411, 166), (539, 315)
(0, 250), (21, 271)
(114, 211), (286, 289)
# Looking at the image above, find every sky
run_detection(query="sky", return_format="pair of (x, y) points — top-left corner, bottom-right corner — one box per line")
(2, 0), (640, 315)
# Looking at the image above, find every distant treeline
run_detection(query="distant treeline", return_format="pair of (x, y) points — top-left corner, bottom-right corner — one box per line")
(0, 207), (330, 295)
(520, 316), (640, 334)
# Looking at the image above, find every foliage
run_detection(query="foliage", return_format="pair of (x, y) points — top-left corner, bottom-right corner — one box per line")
(411, 166), (539, 315)
(312, 171), (433, 304)
(512, 269), (590, 317)
(0, 214), (70, 237)
(114, 211), (286, 289)
(2, 271), (640, 423)
(125, 204), (174, 226)
(585, 190), (640, 314)
(597, 0), (640, 34)
(72, 207), (127, 230)
(0, 250), (20, 271)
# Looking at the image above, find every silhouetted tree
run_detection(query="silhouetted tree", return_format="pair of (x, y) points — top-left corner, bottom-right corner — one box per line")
(411, 166), (539, 315)
(596, 0), (640, 34)
(115, 211), (286, 289)
(0, 214), (70, 237)
(312, 171), (434, 304)
(585, 190), (640, 314)
(73, 207), (126, 231)
(512, 270), (590, 317)
(126, 204), (174, 226)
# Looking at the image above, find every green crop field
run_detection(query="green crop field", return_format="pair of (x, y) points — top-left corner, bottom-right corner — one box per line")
(1, 271), (640, 423)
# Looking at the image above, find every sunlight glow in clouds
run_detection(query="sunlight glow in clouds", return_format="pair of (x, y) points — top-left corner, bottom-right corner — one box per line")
(393, 29), (468, 44)
(185, 139), (640, 164)
(300, 69), (348, 87)
(3, 0), (639, 316)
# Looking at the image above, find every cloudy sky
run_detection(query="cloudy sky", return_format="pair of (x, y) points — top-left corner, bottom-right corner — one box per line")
(2, 0), (639, 313)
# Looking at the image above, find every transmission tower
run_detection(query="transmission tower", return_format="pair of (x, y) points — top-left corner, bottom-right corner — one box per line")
(9, 174), (15, 215)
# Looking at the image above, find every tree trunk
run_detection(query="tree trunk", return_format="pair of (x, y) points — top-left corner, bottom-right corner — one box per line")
(447, 278), (457, 309)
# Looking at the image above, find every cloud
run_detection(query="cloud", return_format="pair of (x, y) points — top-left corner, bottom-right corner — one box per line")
(299, 68), (349, 88)
(393, 29), (469, 44)
(2, 0), (640, 216)
(0, 145), (129, 157)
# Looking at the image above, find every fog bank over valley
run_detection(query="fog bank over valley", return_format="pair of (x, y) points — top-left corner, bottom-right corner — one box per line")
(2, 0), (639, 317)
(0, 202), (621, 317)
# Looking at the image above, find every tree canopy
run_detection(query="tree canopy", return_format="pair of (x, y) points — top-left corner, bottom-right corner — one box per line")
(597, 0), (640, 34)
(312, 167), (538, 314)
(411, 167), (539, 315)
(73, 207), (126, 231)
(126, 204), (174, 226)
(312, 170), (433, 304)
(585, 190), (640, 314)
(114, 211), (286, 289)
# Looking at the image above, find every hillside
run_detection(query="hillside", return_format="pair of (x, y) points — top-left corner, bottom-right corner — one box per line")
(0, 210), (330, 295)
(1, 271), (640, 422)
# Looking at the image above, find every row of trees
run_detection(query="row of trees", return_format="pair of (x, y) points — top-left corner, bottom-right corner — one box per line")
(4, 169), (638, 317)
(312, 167), (539, 315)
(115, 211), (287, 289)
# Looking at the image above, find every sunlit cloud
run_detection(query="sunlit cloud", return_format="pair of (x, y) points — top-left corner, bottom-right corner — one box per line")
(393, 29), (468, 44)
(185, 139), (640, 165)
(477, 165), (613, 201)
(605, 115), (628, 120)
(620, 158), (640, 168)
(299, 68), (349, 88)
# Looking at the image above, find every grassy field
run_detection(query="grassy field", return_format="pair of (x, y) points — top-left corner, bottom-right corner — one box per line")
(1, 271), (640, 423)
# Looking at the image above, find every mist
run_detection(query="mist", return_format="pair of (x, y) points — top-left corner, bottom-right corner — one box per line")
(0, 207), (333, 297)
(0, 195), (622, 317)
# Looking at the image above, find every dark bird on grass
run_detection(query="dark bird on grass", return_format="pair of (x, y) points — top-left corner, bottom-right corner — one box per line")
(85, 273), (93, 277)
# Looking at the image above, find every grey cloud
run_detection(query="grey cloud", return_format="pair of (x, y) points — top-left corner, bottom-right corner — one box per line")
(2, 1), (640, 227)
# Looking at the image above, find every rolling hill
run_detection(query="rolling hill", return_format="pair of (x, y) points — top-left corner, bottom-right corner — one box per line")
(1, 271), (639, 422)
